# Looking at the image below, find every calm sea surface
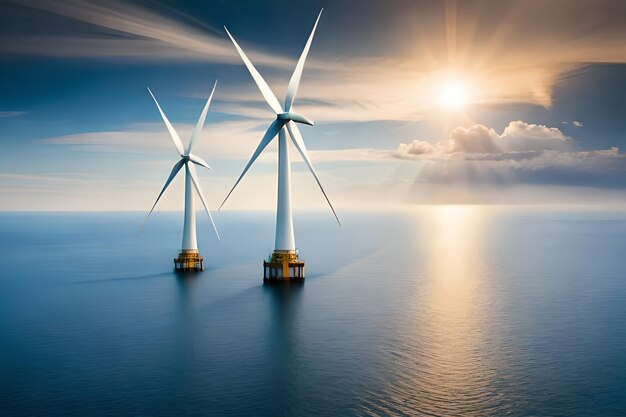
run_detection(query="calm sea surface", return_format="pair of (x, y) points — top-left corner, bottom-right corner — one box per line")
(1, 208), (625, 416)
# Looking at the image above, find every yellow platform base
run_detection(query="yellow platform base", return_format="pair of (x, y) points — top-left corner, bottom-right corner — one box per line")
(263, 250), (304, 282)
(174, 250), (204, 271)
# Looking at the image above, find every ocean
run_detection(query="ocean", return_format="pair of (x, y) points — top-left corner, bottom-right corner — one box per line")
(1, 207), (625, 416)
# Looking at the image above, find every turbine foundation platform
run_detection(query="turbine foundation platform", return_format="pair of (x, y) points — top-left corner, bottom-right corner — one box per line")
(174, 249), (204, 271)
(264, 250), (304, 283)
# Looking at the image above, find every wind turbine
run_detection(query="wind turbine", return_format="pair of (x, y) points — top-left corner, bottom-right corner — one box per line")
(221, 10), (339, 282)
(142, 81), (220, 271)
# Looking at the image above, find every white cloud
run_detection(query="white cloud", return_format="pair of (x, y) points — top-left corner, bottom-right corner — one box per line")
(447, 125), (502, 153)
(395, 121), (573, 158)
(392, 121), (626, 190)
(394, 140), (436, 158)
(37, 119), (268, 160)
(36, 120), (394, 167)
(563, 120), (584, 128)
(500, 120), (572, 151)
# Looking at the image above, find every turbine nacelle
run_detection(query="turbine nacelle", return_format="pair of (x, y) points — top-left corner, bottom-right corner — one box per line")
(277, 112), (314, 126)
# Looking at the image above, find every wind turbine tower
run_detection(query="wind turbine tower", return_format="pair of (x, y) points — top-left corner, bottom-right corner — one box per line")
(142, 82), (220, 271)
(221, 10), (340, 282)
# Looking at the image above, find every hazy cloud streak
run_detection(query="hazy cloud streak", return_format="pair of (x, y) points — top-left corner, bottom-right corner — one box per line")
(4, 0), (293, 68)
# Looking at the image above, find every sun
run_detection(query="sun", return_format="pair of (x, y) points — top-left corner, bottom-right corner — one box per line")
(439, 81), (467, 109)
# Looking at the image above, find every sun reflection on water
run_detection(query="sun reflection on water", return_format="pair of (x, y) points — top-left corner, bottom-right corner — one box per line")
(367, 205), (506, 416)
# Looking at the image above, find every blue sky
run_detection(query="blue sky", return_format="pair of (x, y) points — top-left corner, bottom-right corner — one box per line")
(2, 0), (626, 211)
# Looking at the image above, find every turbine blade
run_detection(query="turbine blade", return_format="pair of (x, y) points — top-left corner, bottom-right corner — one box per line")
(286, 121), (340, 226)
(219, 118), (284, 210)
(189, 153), (212, 170)
(187, 162), (220, 240)
(284, 9), (323, 112)
(147, 87), (185, 156)
(187, 80), (217, 154)
(140, 158), (185, 234)
(224, 26), (283, 114)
